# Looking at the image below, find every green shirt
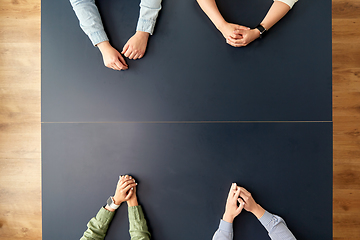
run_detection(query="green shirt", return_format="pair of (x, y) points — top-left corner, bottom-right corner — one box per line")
(80, 205), (151, 240)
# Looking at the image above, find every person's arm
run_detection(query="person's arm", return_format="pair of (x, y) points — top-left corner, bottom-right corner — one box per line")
(137, 0), (162, 35)
(196, 0), (249, 44)
(121, 175), (151, 240)
(69, 0), (128, 70)
(128, 205), (151, 240)
(212, 183), (245, 240)
(80, 176), (137, 240)
(258, 211), (297, 240)
(228, 0), (298, 47)
(121, 0), (162, 60)
(70, 0), (108, 46)
(239, 187), (296, 240)
(80, 207), (115, 240)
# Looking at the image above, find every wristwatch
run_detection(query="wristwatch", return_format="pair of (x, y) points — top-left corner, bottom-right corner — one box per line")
(255, 24), (267, 38)
(106, 196), (120, 210)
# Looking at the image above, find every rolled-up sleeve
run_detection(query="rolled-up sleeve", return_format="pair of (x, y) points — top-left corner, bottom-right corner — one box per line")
(80, 207), (115, 240)
(275, 0), (298, 9)
(70, 0), (109, 46)
(128, 205), (151, 240)
(136, 0), (162, 35)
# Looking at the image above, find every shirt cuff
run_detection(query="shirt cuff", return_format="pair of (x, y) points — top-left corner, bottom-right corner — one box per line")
(274, 0), (298, 9)
(218, 219), (233, 233)
(97, 207), (116, 222)
(88, 30), (109, 46)
(128, 205), (146, 221)
(258, 211), (276, 232)
(136, 19), (156, 35)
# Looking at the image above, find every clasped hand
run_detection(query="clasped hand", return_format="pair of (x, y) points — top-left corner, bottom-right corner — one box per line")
(222, 183), (265, 223)
(219, 22), (260, 47)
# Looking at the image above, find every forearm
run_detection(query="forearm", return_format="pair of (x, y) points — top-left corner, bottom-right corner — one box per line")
(137, 0), (162, 34)
(196, 0), (227, 30)
(258, 211), (296, 240)
(260, 1), (292, 30)
(129, 205), (151, 240)
(80, 207), (115, 240)
(70, 0), (108, 46)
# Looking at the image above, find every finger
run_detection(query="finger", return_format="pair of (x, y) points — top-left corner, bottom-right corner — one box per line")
(119, 56), (128, 68)
(239, 188), (251, 201)
(227, 38), (246, 47)
(233, 29), (246, 35)
(122, 44), (129, 54)
(228, 183), (237, 198)
(119, 178), (136, 189)
(123, 48), (131, 58)
(237, 198), (245, 211)
(133, 53), (139, 60)
(111, 63), (121, 71)
(128, 51), (137, 60)
(226, 39), (242, 48)
(240, 187), (250, 195)
(114, 59), (127, 71)
(125, 188), (134, 200)
(228, 36), (245, 44)
(235, 26), (250, 30)
(230, 33), (243, 39)
(138, 54), (144, 59)
(123, 182), (137, 192)
(234, 186), (241, 199)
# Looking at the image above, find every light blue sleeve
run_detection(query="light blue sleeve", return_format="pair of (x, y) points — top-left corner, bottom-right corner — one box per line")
(136, 0), (162, 35)
(274, 0), (298, 9)
(212, 220), (233, 240)
(70, 0), (109, 46)
(258, 211), (297, 240)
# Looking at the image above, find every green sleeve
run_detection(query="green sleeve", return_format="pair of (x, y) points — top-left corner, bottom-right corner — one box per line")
(80, 207), (115, 240)
(128, 205), (151, 240)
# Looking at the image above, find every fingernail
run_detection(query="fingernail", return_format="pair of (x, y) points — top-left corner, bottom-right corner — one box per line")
(129, 176), (132, 179)
(131, 187), (133, 190)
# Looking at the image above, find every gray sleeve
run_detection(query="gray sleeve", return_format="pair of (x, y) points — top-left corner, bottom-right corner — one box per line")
(70, 0), (109, 46)
(136, 0), (162, 35)
(212, 220), (233, 240)
(258, 211), (296, 240)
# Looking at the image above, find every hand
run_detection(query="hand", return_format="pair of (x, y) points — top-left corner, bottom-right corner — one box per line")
(222, 183), (245, 223)
(97, 41), (128, 71)
(122, 31), (150, 60)
(113, 175), (137, 205)
(226, 28), (261, 47)
(238, 186), (265, 219)
(124, 175), (139, 207)
(217, 22), (250, 46)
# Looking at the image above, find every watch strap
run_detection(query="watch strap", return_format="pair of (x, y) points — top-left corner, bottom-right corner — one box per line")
(255, 24), (267, 38)
(106, 196), (120, 210)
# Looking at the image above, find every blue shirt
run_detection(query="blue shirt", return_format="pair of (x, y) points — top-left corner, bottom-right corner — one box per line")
(213, 211), (296, 240)
(70, 0), (162, 46)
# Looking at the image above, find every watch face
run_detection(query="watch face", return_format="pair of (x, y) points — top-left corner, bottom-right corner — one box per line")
(256, 25), (266, 34)
(107, 197), (113, 206)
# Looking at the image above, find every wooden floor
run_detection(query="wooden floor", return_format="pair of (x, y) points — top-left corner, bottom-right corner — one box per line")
(0, 0), (358, 239)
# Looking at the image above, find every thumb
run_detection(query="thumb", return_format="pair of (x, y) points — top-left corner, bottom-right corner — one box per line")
(238, 198), (245, 210)
(125, 188), (134, 200)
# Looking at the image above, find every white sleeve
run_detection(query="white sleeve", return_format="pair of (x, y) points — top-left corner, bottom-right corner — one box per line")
(274, 0), (298, 9)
